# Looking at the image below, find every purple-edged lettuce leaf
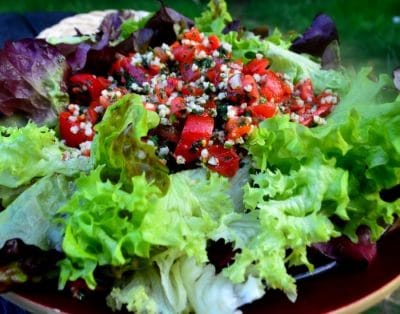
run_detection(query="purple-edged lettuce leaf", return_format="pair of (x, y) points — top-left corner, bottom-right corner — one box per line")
(290, 13), (339, 58)
(55, 10), (139, 74)
(143, 5), (194, 48)
(313, 226), (377, 263)
(0, 39), (69, 126)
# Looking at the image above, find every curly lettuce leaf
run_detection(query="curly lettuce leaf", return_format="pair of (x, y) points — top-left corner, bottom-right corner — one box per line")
(218, 160), (345, 300)
(142, 169), (234, 263)
(58, 167), (162, 289)
(91, 93), (169, 193)
(58, 167), (235, 290)
(0, 123), (90, 190)
(107, 249), (264, 314)
(0, 39), (69, 125)
(246, 68), (400, 241)
(0, 175), (75, 251)
(195, 0), (232, 35)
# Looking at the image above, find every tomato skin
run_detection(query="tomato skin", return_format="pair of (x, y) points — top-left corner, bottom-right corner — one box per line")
(59, 111), (94, 148)
(174, 115), (214, 163)
(225, 117), (252, 140)
(69, 74), (110, 102)
(183, 28), (203, 43)
(172, 45), (195, 64)
(180, 63), (201, 82)
(296, 78), (314, 102)
(241, 74), (259, 102)
(207, 35), (220, 51)
(248, 103), (277, 120)
(170, 97), (186, 118)
(243, 58), (269, 76)
(207, 145), (240, 177)
(181, 85), (203, 96)
(259, 70), (291, 103)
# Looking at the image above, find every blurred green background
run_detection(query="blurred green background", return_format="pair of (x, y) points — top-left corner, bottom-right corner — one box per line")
(0, 0), (399, 74)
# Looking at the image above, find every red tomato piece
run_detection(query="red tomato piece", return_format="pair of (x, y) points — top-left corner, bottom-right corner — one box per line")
(225, 117), (252, 140)
(172, 45), (195, 64)
(165, 77), (179, 96)
(207, 145), (240, 177)
(153, 47), (169, 63)
(180, 64), (201, 82)
(248, 103), (277, 120)
(207, 35), (220, 51)
(183, 28), (203, 43)
(59, 111), (94, 148)
(170, 97), (186, 118)
(296, 78), (314, 103)
(174, 115), (214, 163)
(259, 70), (291, 103)
(181, 85), (204, 96)
(243, 58), (270, 76)
(69, 74), (110, 102)
(241, 74), (259, 102)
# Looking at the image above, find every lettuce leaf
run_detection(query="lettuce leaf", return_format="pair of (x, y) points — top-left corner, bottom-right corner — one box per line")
(0, 39), (69, 126)
(246, 67), (400, 242)
(195, 0), (232, 35)
(58, 167), (162, 289)
(58, 167), (236, 289)
(0, 175), (75, 251)
(91, 93), (169, 193)
(0, 123), (90, 190)
(142, 169), (234, 263)
(106, 249), (264, 314)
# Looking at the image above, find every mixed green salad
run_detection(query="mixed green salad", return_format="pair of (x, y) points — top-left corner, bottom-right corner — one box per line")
(1, 1), (400, 313)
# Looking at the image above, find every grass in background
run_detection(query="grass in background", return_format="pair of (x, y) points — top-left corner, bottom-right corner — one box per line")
(0, 0), (399, 74)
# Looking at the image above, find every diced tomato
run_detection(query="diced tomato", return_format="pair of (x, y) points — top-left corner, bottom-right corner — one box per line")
(181, 85), (204, 96)
(207, 35), (220, 51)
(59, 111), (94, 148)
(206, 66), (221, 85)
(248, 103), (276, 120)
(180, 64), (201, 82)
(153, 47), (169, 63)
(165, 77), (179, 96)
(148, 64), (161, 76)
(174, 115), (214, 163)
(172, 45), (195, 64)
(225, 117), (252, 140)
(259, 70), (291, 103)
(296, 78), (314, 103)
(243, 58), (269, 76)
(241, 74), (259, 102)
(155, 85), (169, 103)
(207, 145), (240, 177)
(87, 101), (100, 123)
(170, 97), (186, 118)
(110, 56), (131, 74)
(313, 104), (333, 117)
(183, 28), (203, 43)
(69, 74), (110, 103)
(154, 125), (180, 143)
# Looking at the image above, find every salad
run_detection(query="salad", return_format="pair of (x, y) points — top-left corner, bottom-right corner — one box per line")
(0, 1), (399, 313)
